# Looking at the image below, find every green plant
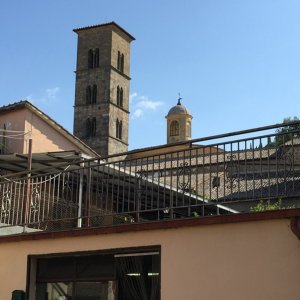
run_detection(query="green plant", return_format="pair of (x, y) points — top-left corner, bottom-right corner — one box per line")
(191, 211), (199, 217)
(250, 199), (295, 212)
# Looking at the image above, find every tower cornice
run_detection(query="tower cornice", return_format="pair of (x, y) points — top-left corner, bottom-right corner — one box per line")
(73, 21), (135, 42)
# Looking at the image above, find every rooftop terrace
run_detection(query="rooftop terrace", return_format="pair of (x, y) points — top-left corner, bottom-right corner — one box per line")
(0, 121), (300, 236)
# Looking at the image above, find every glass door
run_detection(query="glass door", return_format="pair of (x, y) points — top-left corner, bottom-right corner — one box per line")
(74, 281), (116, 300)
(36, 281), (116, 300)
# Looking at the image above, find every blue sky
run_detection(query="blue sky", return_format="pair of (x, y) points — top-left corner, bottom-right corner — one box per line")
(0, 0), (300, 150)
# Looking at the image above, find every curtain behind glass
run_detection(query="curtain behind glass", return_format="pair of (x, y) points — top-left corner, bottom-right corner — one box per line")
(116, 255), (160, 300)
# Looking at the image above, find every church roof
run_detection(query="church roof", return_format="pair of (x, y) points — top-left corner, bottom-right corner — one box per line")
(73, 21), (135, 41)
(166, 98), (192, 117)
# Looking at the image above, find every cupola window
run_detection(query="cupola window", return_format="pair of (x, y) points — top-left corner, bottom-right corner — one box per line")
(170, 121), (179, 136)
(187, 121), (191, 137)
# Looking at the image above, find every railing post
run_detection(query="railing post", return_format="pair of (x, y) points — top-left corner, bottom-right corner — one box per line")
(77, 162), (84, 228)
(25, 139), (32, 226)
(86, 161), (91, 227)
(137, 176), (141, 222)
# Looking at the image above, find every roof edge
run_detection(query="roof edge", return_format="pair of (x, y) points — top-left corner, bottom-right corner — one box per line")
(1, 208), (299, 243)
(73, 21), (135, 41)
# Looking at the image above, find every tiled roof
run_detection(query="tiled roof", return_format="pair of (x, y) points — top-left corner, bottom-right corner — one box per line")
(73, 21), (135, 41)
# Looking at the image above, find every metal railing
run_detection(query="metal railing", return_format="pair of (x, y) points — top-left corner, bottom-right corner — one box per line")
(0, 122), (300, 235)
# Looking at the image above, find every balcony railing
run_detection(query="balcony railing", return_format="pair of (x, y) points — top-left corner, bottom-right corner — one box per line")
(0, 121), (300, 235)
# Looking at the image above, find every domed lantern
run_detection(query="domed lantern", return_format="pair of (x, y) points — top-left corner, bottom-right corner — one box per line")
(165, 96), (192, 144)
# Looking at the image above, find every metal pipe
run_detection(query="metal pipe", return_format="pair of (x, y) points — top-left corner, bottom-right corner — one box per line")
(77, 160), (84, 228)
(24, 138), (32, 225)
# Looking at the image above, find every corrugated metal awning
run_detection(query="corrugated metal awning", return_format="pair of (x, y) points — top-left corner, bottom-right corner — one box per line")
(0, 150), (90, 175)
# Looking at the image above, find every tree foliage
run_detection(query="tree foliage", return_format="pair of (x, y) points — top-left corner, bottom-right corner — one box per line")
(268, 116), (300, 147)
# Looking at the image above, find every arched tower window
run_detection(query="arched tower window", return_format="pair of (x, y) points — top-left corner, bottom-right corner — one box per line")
(88, 49), (100, 68)
(120, 88), (123, 107)
(116, 119), (119, 138)
(117, 52), (125, 73)
(86, 118), (91, 137)
(116, 119), (122, 140)
(91, 117), (96, 136)
(117, 51), (121, 70)
(94, 48), (99, 68)
(92, 85), (97, 104)
(117, 86), (120, 106)
(117, 86), (123, 107)
(119, 120), (122, 139)
(88, 50), (93, 68)
(86, 86), (92, 104)
(170, 121), (179, 136)
(121, 54), (124, 73)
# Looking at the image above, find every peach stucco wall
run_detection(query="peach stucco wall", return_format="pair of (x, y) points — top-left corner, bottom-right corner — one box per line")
(24, 109), (81, 154)
(0, 218), (299, 299)
(0, 109), (26, 153)
(0, 107), (84, 154)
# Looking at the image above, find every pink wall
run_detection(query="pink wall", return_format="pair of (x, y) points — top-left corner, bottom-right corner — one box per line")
(0, 107), (85, 154)
(0, 109), (26, 153)
(24, 109), (82, 154)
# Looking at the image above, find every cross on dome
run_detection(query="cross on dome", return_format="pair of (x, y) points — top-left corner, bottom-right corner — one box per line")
(177, 93), (182, 105)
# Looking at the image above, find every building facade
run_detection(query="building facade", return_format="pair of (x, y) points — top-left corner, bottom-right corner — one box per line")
(0, 101), (96, 157)
(0, 211), (300, 299)
(73, 22), (135, 157)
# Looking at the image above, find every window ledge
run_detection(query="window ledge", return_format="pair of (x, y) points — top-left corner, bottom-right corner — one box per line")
(111, 66), (131, 80)
(109, 101), (129, 113)
(109, 135), (129, 146)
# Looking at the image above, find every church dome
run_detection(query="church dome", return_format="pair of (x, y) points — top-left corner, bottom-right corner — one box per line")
(166, 96), (193, 144)
(166, 98), (191, 116)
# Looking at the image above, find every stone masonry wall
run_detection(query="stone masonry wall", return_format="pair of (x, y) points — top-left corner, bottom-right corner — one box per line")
(73, 24), (133, 158)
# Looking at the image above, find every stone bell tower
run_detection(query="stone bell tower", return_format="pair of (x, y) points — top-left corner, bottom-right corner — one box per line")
(73, 22), (135, 157)
(166, 97), (193, 144)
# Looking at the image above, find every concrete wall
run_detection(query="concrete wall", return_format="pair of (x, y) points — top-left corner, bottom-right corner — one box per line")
(0, 218), (299, 299)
